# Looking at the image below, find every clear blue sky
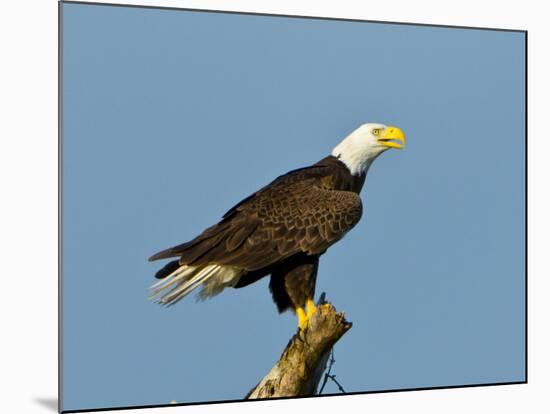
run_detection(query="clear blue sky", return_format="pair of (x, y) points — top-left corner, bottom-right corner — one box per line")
(62, 3), (525, 411)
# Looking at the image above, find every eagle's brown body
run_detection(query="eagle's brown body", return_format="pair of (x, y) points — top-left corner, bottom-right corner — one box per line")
(149, 155), (366, 313)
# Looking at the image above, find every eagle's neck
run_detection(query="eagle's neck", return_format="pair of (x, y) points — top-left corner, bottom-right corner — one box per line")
(331, 141), (382, 176)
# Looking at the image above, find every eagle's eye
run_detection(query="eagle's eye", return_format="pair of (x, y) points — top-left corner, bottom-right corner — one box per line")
(372, 128), (381, 136)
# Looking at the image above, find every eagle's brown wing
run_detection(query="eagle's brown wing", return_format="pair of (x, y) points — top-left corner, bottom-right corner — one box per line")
(149, 166), (363, 272)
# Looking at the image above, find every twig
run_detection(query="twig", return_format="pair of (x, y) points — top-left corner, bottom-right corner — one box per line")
(326, 374), (346, 393)
(318, 348), (346, 394)
(318, 348), (336, 394)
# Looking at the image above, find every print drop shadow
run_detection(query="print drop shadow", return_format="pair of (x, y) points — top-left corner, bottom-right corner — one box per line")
(34, 397), (58, 412)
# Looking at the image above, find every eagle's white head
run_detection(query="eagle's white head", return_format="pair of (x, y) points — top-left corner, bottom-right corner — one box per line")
(331, 123), (406, 175)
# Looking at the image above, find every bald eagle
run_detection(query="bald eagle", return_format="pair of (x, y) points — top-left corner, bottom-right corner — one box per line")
(149, 123), (405, 329)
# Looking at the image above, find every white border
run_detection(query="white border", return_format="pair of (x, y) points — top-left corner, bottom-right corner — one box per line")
(1, 1), (547, 413)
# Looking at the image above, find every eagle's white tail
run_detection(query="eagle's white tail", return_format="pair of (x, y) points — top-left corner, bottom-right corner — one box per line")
(148, 263), (242, 305)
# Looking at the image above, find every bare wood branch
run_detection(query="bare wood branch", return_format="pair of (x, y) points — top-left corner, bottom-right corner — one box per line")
(246, 300), (352, 399)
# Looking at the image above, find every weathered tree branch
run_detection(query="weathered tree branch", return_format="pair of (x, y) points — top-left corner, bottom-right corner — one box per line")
(246, 299), (352, 399)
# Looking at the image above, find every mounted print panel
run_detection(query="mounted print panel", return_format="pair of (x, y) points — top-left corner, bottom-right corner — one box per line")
(60, 1), (526, 412)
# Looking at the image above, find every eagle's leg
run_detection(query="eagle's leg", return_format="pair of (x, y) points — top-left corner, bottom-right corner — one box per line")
(270, 253), (320, 330)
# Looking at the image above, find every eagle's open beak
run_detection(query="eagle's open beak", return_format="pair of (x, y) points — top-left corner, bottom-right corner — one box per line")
(378, 126), (406, 149)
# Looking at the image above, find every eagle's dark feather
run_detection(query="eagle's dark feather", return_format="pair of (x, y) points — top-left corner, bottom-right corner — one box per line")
(149, 155), (366, 311)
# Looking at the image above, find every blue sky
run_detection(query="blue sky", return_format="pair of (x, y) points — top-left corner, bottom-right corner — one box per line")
(62, 3), (525, 411)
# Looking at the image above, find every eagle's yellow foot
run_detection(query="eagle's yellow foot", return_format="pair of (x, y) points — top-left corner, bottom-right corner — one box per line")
(297, 307), (308, 330)
(297, 299), (318, 330)
(306, 299), (317, 319)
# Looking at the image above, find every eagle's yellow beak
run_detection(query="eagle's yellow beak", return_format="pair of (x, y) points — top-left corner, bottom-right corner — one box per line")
(378, 126), (406, 149)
